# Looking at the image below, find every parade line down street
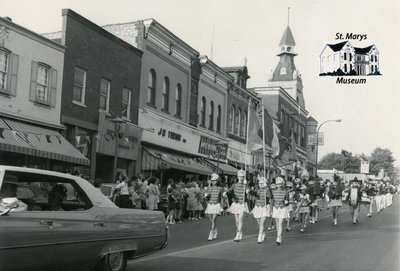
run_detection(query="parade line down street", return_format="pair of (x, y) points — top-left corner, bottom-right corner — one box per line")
(128, 198), (399, 271)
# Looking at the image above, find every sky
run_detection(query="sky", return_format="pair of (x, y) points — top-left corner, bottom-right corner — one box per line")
(2, 0), (400, 166)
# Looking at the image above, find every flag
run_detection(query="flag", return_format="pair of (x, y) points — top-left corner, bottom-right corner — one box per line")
(247, 104), (263, 152)
(271, 121), (280, 157)
(289, 131), (298, 161)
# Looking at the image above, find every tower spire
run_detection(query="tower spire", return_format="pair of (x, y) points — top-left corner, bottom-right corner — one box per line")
(287, 7), (290, 26)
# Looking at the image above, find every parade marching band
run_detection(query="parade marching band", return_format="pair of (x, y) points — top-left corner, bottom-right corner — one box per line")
(205, 170), (398, 245)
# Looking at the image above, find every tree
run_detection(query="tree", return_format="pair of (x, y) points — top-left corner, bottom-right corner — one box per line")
(318, 149), (361, 173)
(369, 147), (396, 179)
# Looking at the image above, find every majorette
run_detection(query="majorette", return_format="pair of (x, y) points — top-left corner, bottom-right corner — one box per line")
(204, 173), (223, 241)
(228, 169), (249, 242)
(250, 176), (272, 244)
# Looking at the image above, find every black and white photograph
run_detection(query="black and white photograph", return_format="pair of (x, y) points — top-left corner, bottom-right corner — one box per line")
(0, 0), (399, 270)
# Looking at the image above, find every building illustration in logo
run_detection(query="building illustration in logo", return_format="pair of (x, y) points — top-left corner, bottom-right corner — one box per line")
(319, 41), (381, 76)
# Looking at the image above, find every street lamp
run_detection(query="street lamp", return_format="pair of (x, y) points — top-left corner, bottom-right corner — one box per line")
(110, 117), (126, 182)
(315, 119), (342, 176)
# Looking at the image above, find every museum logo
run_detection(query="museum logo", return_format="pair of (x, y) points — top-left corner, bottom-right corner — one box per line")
(319, 33), (381, 84)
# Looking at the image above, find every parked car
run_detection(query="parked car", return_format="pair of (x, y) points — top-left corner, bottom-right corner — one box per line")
(0, 166), (168, 271)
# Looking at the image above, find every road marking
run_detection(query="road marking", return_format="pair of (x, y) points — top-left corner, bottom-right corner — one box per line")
(130, 209), (351, 264)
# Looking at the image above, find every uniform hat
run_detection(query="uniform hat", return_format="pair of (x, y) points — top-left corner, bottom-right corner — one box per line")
(300, 184), (307, 190)
(237, 170), (246, 177)
(286, 182), (293, 187)
(258, 176), (267, 184)
(276, 177), (284, 184)
(294, 178), (301, 183)
(210, 173), (219, 181)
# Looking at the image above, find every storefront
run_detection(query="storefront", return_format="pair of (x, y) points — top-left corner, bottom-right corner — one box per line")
(95, 112), (142, 182)
(138, 109), (229, 185)
(0, 117), (89, 171)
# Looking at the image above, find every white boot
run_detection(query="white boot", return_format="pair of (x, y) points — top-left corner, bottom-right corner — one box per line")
(234, 232), (239, 242)
(257, 233), (263, 244)
(213, 228), (218, 239)
(238, 231), (243, 241)
(208, 230), (214, 241)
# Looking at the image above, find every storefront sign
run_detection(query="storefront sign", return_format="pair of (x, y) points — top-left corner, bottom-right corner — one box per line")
(198, 136), (227, 160)
(139, 110), (201, 155)
(97, 112), (142, 160)
(226, 141), (252, 165)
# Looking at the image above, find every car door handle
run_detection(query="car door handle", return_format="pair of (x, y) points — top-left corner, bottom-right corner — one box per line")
(93, 222), (105, 227)
(39, 220), (54, 226)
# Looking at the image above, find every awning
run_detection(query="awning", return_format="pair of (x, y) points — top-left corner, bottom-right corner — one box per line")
(142, 147), (212, 175)
(0, 118), (90, 166)
(205, 159), (239, 175)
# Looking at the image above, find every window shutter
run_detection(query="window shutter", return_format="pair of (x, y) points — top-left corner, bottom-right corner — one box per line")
(50, 68), (57, 107)
(30, 61), (38, 102)
(8, 53), (19, 96)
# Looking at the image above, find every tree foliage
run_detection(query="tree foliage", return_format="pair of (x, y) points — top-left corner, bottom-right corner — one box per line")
(318, 147), (397, 180)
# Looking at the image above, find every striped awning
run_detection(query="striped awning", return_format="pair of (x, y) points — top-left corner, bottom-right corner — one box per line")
(0, 118), (90, 166)
(204, 159), (239, 175)
(142, 147), (212, 175)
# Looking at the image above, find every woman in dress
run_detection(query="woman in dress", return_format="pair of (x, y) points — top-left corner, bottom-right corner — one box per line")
(186, 183), (197, 220)
(328, 177), (343, 226)
(296, 184), (311, 232)
(147, 177), (159, 211)
(205, 173), (223, 241)
(251, 177), (271, 244)
(228, 169), (249, 242)
(271, 177), (290, 245)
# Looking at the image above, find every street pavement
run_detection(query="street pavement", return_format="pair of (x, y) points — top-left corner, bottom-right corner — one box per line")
(127, 197), (400, 271)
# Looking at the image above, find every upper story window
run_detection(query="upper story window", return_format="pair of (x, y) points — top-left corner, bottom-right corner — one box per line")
(0, 49), (9, 90)
(229, 105), (235, 133)
(200, 96), (206, 127)
(122, 88), (131, 119)
(100, 78), (110, 112)
(73, 67), (86, 105)
(175, 84), (182, 118)
(217, 105), (221, 133)
(36, 64), (50, 102)
(30, 61), (57, 107)
(147, 69), (156, 106)
(162, 77), (169, 112)
(209, 101), (214, 130)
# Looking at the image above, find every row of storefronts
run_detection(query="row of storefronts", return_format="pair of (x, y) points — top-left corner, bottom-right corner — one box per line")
(0, 10), (318, 186)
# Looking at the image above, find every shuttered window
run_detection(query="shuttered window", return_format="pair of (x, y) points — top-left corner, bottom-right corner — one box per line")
(0, 48), (18, 96)
(30, 61), (57, 107)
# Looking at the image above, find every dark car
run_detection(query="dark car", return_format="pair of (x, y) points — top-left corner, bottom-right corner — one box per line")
(0, 166), (168, 271)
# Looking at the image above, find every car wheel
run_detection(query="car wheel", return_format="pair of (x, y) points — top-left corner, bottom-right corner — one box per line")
(96, 251), (127, 271)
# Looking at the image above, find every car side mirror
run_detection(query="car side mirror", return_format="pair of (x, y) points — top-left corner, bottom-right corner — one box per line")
(0, 197), (19, 216)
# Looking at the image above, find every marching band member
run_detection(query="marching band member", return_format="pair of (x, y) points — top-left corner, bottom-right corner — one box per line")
(267, 182), (276, 231)
(293, 178), (302, 221)
(250, 176), (272, 244)
(228, 169), (249, 242)
(346, 180), (362, 224)
(205, 173), (223, 241)
(296, 184), (311, 232)
(308, 179), (317, 224)
(286, 181), (296, 231)
(366, 180), (377, 217)
(271, 177), (289, 245)
(328, 177), (343, 226)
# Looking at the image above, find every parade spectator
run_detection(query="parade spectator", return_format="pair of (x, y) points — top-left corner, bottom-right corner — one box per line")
(115, 174), (131, 208)
(174, 183), (184, 223)
(148, 177), (160, 210)
(166, 186), (176, 225)
(186, 182), (197, 220)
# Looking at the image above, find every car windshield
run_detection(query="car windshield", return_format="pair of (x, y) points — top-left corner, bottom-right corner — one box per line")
(100, 186), (112, 197)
